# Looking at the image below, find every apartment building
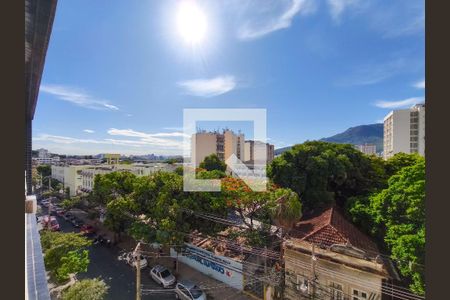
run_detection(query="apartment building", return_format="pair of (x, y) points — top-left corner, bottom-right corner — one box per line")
(192, 130), (245, 167)
(284, 207), (397, 300)
(383, 103), (425, 160)
(354, 144), (377, 156)
(51, 165), (92, 196)
(244, 140), (275, 164)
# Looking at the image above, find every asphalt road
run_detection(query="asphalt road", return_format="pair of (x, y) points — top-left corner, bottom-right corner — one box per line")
(39, 204), (176, 300)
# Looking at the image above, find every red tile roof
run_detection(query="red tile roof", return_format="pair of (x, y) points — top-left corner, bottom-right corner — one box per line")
(290, 207), (379, 256)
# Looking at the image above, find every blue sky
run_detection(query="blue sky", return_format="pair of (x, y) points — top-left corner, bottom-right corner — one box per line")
(33, 0), (425, 155)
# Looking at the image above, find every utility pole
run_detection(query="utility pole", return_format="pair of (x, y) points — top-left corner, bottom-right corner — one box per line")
(311, 243), (317, 299)
(134, 242), (142, 300)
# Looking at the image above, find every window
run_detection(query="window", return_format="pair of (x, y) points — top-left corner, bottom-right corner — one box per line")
(330, 282), (343, 300)
(352, 289), (368, 300)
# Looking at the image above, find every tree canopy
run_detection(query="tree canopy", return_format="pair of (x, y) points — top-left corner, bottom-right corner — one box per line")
(40, 231), (91, 283)
(347, 156), (425, 295)
(199, 154), (227, 172)
(61, 278), (108, 300)
(268, 141), (385, 210)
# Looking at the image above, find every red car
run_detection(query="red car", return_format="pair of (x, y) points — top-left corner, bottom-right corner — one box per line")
(41, 215), (60, 231)
(80, 224), (95, 235)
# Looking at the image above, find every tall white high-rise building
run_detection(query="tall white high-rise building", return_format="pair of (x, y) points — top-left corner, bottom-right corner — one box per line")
(192, 129), (245, 167)
(383, 103), (425, 160)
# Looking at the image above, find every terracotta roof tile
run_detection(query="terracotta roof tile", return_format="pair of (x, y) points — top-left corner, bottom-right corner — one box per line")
(290, 206), (379, 256)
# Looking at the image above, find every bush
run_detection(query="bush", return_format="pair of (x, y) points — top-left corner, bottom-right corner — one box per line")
(62, 278), (108, 300)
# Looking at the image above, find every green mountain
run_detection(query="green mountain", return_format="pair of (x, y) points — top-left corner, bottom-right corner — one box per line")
(274, 123), (383, 155)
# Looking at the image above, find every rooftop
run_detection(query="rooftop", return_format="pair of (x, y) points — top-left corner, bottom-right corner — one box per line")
(289, 206), (380, 258)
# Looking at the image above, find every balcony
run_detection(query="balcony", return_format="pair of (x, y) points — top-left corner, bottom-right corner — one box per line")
(25, 196), (51, 300)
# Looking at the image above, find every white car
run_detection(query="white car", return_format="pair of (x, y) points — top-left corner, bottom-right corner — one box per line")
(175, 280), (207, 300)
(149, 265), (176, 288)
(119, 252), (148, 269)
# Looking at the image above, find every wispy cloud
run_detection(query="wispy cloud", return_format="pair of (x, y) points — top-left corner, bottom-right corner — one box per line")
(327, 0), (361, 22)
(40, 84), (119, 111)
(336, 58), (409, 86)
(413, 79), (425, 89)
(374, 96), (424, 109)
(177, 75), (236, 97)
(33, 127), (189, 154)
(237, 0), (313, 40)
(83, 129), (95, 133)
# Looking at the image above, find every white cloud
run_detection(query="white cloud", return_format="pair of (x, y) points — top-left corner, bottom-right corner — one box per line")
(237, 0), (312, 40)
(177, 75), (236, 97)
(374, 97), (424, 109)
(83, 129), (95, 133)
(327, 0), (360, 22)
(33, 128), (190, 155)
(413, 79), (425, 89)
(40, 84), (119, 111)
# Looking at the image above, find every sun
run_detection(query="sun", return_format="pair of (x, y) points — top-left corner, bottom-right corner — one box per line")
(176, 1), (208, 45)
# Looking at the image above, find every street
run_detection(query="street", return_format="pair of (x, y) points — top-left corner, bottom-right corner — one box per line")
(39, 206), (175, 300)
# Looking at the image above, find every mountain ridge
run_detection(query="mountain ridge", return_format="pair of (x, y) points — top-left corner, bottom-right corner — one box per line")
(274, 123), (383, 155)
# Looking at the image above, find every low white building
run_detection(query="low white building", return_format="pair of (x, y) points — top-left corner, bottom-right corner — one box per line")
(171, 242), (244, 291)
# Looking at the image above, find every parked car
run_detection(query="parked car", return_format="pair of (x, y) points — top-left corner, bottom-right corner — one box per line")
(71, 217), (83, 228)
(93, 234), (112, 246)
(63, 212), (73, 221)
(175, 280), (206, 300)
(56, 208), (65, 216)
(149, 265), (176, 288)
(41, 215), (60, 231)
(80, 224), (95, 235)
(119, 252), (148, 269)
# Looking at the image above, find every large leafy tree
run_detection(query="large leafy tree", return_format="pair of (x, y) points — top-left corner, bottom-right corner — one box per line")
(268, 141), (385, 210)
(40, 231), (91, 283)
(348, 157), (425, 295)
(92, 171), (137, 205)
(61, 278), (109, 300)
(104, 196), (137, 242)
(199, 154), (227, 172)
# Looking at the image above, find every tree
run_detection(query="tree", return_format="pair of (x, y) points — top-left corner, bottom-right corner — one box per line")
(348, 157), (425, 295)
(92, 171), (137, 205)
(104, 196), (137, 242)
(40, 231), (91, 283)
(37, 164), (51, 178)
(270, 188), (302, 234)
(61, 278), (108, 300)
(268, 141), (385, 211)
(196, 169), (226, 179)
(199, 154), (226, 172)
(384, 153), (422, 177)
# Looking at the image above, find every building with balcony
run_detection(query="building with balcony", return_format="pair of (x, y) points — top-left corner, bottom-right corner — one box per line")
(192, 129), (245, 167)
(283, 207), (398, 300)
(244, 140), (275, 164)
(25, 1), (57, 297)
(383, 104), (425, 160)
(354, 144), (377, 156)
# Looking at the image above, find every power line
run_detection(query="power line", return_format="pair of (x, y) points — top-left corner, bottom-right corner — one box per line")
(285, 257), (424, 300)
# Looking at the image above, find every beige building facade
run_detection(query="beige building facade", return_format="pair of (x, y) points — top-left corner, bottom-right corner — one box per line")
(192, 130), (245, 167)
(244, 140), (275, 164)
(383, 104), (425, 160)
(51, 165), (92, 196)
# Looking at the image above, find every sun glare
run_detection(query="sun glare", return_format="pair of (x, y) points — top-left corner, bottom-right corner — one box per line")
(176, 1), (207, 45)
